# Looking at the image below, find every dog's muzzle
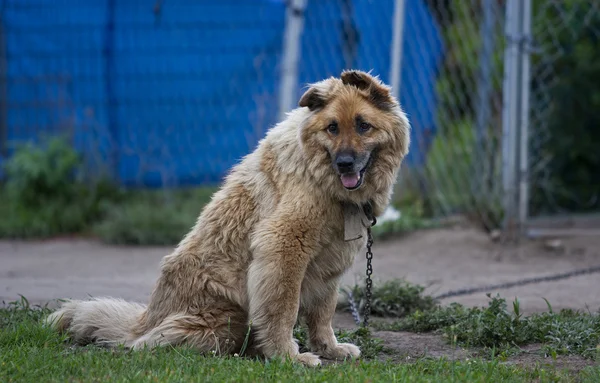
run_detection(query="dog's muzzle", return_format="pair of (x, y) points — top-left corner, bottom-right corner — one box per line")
(334, 151), (371, 190)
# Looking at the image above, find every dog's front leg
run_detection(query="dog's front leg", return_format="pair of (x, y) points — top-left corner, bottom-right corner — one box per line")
(247, 208), (322, 367)
(305, 282), (361, 360)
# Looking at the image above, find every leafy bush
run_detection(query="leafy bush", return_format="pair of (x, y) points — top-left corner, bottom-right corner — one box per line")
(0, 136), (122, 238)
(93, 187), (217, 246)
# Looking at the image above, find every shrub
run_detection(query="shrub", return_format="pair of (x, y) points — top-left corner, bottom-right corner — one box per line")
(0, 135), (121, 238)
(93, 187), (217, 246)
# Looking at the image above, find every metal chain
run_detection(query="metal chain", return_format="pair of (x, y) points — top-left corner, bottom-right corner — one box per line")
(346, 203), (376, 328)
(434, 264), (600, 300)
(362, 226), (374, 328)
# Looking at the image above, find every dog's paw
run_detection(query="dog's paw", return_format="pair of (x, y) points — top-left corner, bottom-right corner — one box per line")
(321, 342), (361, 360)
(294, 352), (322, 367)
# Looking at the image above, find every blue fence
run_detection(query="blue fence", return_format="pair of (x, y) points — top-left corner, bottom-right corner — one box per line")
(0, 0), (444, 187)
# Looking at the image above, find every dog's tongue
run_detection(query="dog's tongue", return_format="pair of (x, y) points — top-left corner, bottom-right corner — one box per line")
(341, 173), (360, 188)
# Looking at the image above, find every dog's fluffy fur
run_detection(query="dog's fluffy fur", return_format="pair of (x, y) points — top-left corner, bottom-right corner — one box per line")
(46, 70), (410, 366)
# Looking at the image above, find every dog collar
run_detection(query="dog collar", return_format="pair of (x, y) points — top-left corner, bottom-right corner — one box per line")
(343, 201), (376, 241)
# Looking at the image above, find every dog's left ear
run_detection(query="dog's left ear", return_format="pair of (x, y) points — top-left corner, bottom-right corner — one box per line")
(341, 70), (396, 111)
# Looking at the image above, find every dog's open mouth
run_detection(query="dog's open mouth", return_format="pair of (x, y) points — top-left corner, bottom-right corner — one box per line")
(340, 170), (363, 190)
(340, 162), (370, 190)
(337, 153), (374, 191)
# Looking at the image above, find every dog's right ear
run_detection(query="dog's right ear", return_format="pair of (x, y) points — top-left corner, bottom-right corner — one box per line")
(298, 78), (338, 111)
(298, 87), (326, 111)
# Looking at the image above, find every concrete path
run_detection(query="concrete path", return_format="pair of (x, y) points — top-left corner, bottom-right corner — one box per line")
(2, 226), (599, 314)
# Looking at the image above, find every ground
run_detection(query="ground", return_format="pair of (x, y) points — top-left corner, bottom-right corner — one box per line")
(2, 224), (599, 313)
(2, 224), (600, 375)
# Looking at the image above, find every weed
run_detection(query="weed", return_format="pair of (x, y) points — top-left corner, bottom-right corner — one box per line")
(379, 293), (600, 359)
(338, 279), (437, 318)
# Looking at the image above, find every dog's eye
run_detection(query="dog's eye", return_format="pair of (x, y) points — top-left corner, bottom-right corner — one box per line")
(359, 122), (371, 133)
(327, 123), (339, 135)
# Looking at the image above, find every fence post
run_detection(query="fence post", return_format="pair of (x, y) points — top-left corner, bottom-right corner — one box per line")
(518, 0), (532, 236)
(501, 0), (521, 238)
(278, 0), (307, 121)
(502, 0), (532, 240)
(389, 0), (406, 101)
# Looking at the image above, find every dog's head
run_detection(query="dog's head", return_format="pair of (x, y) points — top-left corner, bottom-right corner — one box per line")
(298, 70), (410, 201)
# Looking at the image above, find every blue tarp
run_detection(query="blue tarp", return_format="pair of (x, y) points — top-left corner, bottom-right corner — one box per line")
(0, 0), (444, 187)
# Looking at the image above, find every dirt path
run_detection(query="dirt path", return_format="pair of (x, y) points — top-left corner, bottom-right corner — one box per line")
(1, 226), (600, 314)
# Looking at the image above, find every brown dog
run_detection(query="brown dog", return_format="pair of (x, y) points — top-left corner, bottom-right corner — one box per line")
(46, 70), (410, 366)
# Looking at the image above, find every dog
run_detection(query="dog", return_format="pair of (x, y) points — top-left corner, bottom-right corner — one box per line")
(46, 69), (410, 366)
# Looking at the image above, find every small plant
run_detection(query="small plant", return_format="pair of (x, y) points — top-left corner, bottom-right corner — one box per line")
(338, 279), (437, 318)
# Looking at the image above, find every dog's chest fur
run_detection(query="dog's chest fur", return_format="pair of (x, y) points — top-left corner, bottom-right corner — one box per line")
(298, 203), (367, 306)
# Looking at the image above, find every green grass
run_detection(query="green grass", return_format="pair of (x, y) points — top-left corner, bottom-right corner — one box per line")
(2, 299), (598, 383)
(92, 186), (218, 246)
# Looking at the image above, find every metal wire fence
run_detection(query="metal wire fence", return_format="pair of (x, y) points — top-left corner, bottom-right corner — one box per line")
(528, 0), (600, 220)
(0, 0), (598, 234)
(399, 0), (506, 230)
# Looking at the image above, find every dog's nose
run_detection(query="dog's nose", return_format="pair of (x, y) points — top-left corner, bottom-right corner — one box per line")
(336, 153), (355, 171)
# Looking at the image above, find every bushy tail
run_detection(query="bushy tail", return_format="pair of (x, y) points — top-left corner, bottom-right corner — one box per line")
(45, 297), (146, 347)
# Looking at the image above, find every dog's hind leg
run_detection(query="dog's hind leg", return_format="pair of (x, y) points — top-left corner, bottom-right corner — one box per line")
(129, 312), (247, 356)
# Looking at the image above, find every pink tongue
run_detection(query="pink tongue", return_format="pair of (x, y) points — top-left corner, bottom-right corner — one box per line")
(340, 173), (360, 188)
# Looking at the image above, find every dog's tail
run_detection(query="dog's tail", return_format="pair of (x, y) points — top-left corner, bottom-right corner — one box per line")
(45, 297), (146, 347)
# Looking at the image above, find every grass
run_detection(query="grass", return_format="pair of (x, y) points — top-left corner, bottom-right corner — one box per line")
(2, 298), (598, 383)
(371, 289), (600, 360)
(92, 186), (218, 246)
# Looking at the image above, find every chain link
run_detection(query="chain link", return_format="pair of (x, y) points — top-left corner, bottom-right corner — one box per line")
(345, 203), (376, 328)
(362, 226), (374, 328)
(434, 264), (600, 300)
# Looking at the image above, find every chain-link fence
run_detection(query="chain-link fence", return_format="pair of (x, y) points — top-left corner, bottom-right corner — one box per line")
(0, 0), (598, 235)
(0, 1), (286, 187)
(400, 0), (506, 231)
(528, 0), (600, 221)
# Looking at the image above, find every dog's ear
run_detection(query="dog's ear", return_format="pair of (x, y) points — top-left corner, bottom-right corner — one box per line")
(298, 78), (338, 111)
(341, 70), (396, 111)
(340, 70), (374, 90)
(298, 87), (327, 111)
